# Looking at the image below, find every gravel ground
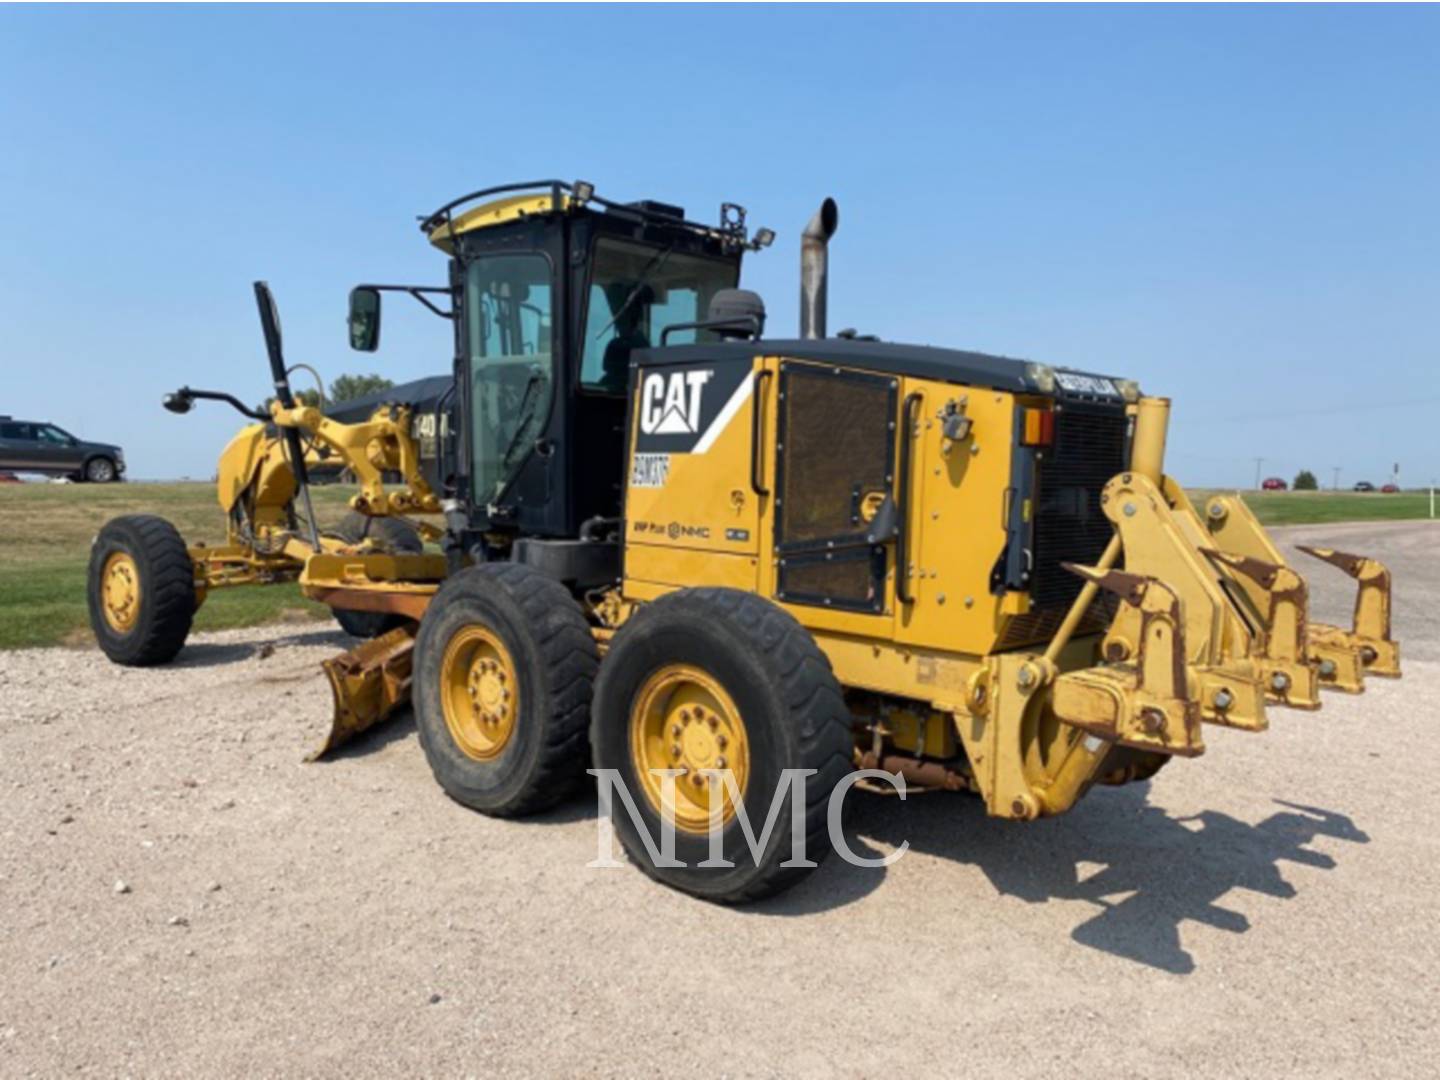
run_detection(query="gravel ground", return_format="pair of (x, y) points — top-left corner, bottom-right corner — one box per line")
(1, 521), (1436, 1077)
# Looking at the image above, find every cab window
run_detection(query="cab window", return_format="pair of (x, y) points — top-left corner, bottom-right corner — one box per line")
(580, 238), (738, 394)
(37, 425), (71, 445)
(464, 253), (554, 503)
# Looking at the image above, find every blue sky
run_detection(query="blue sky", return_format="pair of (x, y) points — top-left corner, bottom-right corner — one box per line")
(1, 4), (1436, 487)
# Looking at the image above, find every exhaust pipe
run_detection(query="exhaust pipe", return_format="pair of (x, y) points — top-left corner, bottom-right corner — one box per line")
(799, 198), (839, 339)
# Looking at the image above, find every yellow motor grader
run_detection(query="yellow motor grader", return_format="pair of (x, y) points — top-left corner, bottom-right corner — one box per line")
(88, 180), (1401, 901)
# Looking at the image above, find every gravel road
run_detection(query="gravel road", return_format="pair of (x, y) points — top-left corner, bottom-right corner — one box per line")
(2, 521), (1436, 1077)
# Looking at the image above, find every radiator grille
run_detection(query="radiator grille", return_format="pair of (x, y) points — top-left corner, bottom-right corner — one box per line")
(1030, 403), (1130, 610)
(996, 593), (1118, 650)
(776, 366), (895, 548)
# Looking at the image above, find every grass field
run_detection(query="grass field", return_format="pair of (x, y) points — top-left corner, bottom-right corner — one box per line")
(0, 480), (1434, 649)
(1188, 488), (1436, 526)
(0, 482), (356, 649)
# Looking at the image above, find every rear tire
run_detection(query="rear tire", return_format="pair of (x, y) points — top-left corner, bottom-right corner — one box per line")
(87, 515), (195, 665)
(591, 588), (854, 903)
(412, 564), (598, 817)
(331, 512), (422, 638)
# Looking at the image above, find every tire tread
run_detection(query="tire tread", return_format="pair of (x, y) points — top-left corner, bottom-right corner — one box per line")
(595, 587), (853, 903)
(88, 514), (195, 665)
(488, 562), (599, 815)
(414, 563), (598, 817)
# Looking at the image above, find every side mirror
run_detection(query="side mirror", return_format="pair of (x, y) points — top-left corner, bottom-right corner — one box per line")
(348, 287), (381, 352)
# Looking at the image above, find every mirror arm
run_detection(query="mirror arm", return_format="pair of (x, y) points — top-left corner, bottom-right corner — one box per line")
(164, 386), (268, 421)
(408, 288), (454, 320)
(354, 283), (454, 320)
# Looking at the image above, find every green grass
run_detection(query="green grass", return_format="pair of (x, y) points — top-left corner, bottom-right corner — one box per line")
(0, 482), (357, 649)
(0, 479), (1433, 649)
(1189, 489), (1436, 526)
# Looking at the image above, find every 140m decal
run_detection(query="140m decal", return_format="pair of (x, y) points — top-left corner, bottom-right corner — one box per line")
(630, 453), (670, 488)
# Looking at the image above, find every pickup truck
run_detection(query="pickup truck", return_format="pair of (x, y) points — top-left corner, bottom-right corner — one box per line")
(0, 416), (126, 482)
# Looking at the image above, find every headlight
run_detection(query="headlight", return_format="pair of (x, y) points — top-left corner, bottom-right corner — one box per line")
(1024, 362), (1057, 394)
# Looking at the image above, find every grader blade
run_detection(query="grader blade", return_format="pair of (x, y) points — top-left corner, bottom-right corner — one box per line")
(310, 624), (418, 761)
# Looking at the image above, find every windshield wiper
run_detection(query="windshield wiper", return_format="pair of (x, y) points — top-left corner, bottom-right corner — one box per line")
(592, 244), (675, 341)
(500, 369), (545, 469)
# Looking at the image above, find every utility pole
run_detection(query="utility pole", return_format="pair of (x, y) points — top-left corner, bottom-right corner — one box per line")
(1332, 466), (1342, 491)
(1254, 457), (1265, 490)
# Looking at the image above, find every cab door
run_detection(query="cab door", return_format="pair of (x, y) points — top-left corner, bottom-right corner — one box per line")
(459, 250), (559, 523)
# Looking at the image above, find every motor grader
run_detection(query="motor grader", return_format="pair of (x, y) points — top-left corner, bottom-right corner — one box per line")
(88, 180), (1402, 902)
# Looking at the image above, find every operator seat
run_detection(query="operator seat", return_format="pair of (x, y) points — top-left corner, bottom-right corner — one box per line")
(600, 327), (650, 394)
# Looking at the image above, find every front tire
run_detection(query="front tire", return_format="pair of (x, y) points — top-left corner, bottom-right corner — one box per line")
(84, 456), (117, 483)
(87, 515), (195, 665)
(591, 588), (854, 903)
(331, 512), (423, 638)
(412, 564), (598, 817)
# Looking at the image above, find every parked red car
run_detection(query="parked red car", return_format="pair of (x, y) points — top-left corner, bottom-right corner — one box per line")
(1261, 477), (1288, 491)
(1382, 483), (1400, 493)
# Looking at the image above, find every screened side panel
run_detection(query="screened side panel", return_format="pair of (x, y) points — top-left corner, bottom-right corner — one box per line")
(777, 548), (887, 614)
(775, 365), (896, 551)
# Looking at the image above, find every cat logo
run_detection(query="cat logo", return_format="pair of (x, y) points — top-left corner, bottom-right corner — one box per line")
(639, 369), (713, 435)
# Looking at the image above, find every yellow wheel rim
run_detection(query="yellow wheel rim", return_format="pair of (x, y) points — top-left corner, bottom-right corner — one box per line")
(100, 551), (141, 633)
(440, 626), (519, 761)
(629, 664), (750, 834)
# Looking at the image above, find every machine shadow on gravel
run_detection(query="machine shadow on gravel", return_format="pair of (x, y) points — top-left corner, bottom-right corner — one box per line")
(168, 628), (352, 669)
(756, 784), (1368, 974)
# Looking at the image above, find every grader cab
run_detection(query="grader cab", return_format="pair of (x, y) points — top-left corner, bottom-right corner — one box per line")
(88, 180), (1402, 902)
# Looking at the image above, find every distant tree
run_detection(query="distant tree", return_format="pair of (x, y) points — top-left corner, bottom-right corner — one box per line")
(1294, 469), (1319, 491)
(329, 374), (395, 404)
(258, 387), (320, 414)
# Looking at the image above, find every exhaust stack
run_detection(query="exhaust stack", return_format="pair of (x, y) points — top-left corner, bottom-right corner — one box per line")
(799, 198), (839, 339)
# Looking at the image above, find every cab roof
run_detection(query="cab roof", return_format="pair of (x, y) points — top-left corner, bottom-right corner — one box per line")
(425, 192), (573, 252)
(421, 179), (754, 255)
